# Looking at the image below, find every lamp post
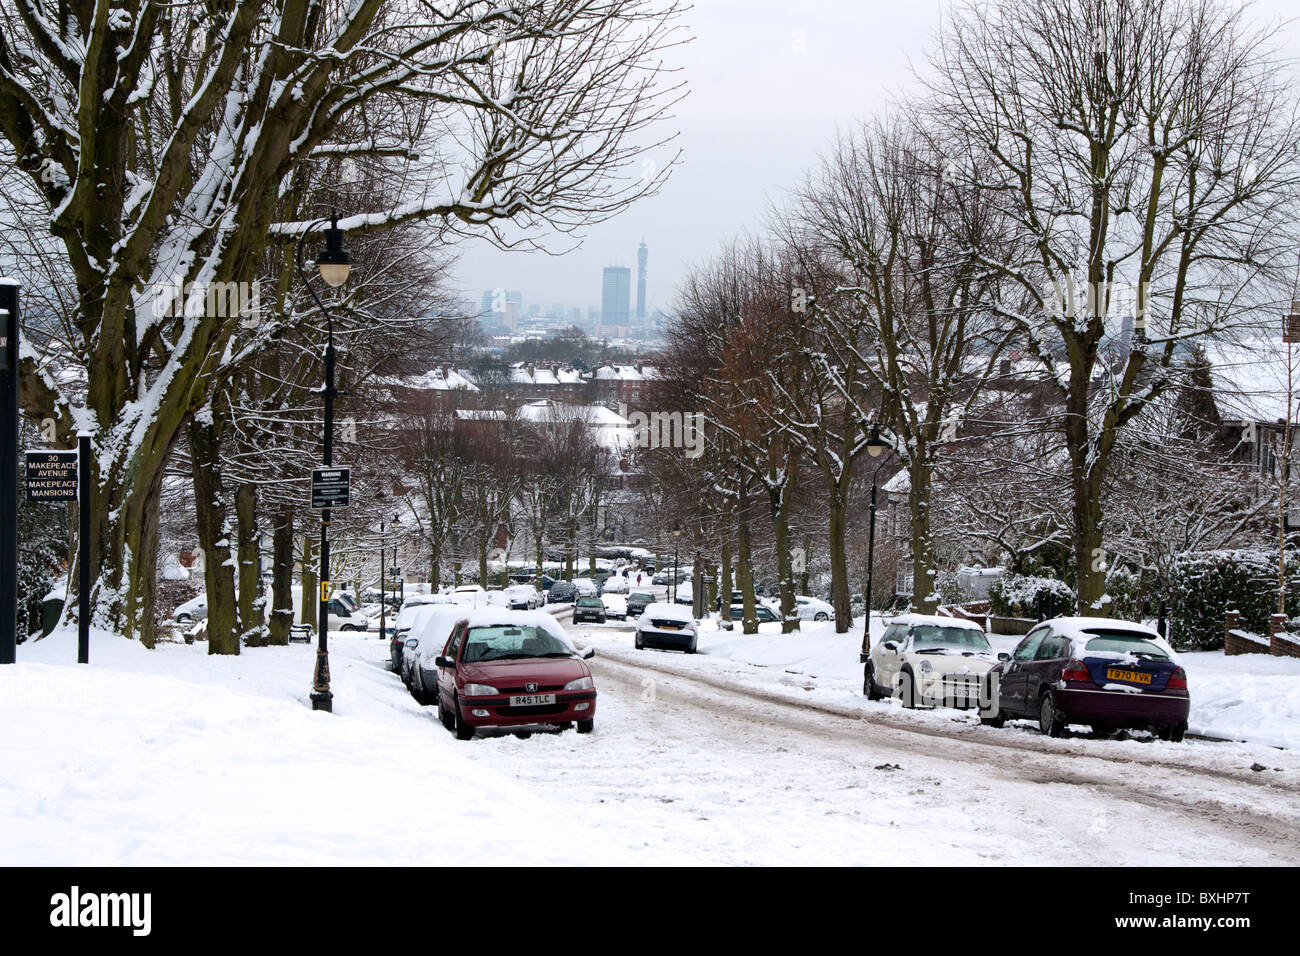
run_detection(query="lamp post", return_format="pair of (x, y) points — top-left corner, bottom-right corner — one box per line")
(863, 423), (891, 651)
(298, 214), (352, 713)
(671, 524), (681, 603)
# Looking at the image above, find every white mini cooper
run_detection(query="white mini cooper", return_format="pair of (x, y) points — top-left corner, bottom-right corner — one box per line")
(860, 614), (1004, 709)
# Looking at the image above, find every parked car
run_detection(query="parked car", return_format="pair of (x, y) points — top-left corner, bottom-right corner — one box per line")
(547, 580), (578, 604)
(673, 581), (693, 605)
(573, 596), (607, 624)
(330, 598), (371, 631)
(503, 584), (543, 610)
(601, 593), (628, 620)
(862, 614), (999, 709)
(982, 617), (1189, 740)
(427, 609), (598, 737)
(601, 574), (629, 594)
(572, 577), (599, 598)
(404, 607), (467, 704)
(727, 603), (779, 623)
(389, 596), (451, 674)
(627, 592), (656, 618)
(792, 595), (834, 621)
(635, 602), (699, 653)
(173, 594), (208, 624)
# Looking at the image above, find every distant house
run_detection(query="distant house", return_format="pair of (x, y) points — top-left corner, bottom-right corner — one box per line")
(1202, 340), (1295, 477)
(591, 363), (659, 409)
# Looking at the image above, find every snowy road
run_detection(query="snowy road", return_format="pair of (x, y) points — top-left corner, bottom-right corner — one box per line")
(5, 620), (1299, 865)
(447, 617), (1300, 865)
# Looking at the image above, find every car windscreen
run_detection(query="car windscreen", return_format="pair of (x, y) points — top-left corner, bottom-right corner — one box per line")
(577, 598), (603, 607)
(910, 625), (991, 651)
(461, 626), (574, 663)
(630, 593), (654, 602)
(1082, 632), (1170, 660)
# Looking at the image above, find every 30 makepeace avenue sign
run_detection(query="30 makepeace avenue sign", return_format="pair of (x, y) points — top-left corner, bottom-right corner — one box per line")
(25, 451), (78, 501)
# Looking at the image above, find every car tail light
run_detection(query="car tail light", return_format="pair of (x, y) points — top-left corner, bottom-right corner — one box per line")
(1061, 660), (1091, 683)
(1167, 667), (1187, 690)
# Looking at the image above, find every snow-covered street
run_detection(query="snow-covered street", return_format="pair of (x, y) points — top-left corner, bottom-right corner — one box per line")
(5, 620), (1298, 866)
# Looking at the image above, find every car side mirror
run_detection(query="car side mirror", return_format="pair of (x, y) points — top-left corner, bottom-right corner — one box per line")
(883, 641), (898, 652)
(997, 652), (1010, 662)
(405, 638), (418, 649)
(581, 647), (595, 659)
(435, 655), (453, 668)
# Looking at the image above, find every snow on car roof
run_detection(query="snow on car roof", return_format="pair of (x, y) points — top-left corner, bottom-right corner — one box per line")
(415, 607), (577, 663)
(1047, 616), (1179, 661)
(884, 613), (983, 630)
(642, 602), (695, 621)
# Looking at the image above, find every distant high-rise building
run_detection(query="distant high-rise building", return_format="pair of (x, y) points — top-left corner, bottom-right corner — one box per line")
(636, 240), (648, 320)
(602, 266), (631, 327)
(479, 288), (522, 326)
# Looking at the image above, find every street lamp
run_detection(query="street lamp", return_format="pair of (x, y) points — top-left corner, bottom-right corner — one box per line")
(298, 214), (352, 713)
(671, 524), (682, 603)
(863, 423), (891, 651)
(378, 511), (400, 642)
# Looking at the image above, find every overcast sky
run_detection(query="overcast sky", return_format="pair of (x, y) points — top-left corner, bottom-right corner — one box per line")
(449, 0), (1300, 317)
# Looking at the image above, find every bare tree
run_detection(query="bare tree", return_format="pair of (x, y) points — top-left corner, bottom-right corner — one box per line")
(928, 0), (1300, 610)
(1, 0), (685, 643)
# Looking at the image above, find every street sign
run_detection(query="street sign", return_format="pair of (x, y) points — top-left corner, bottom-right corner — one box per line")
(25, 450), (78, 501)
(310, 467), (350, 509)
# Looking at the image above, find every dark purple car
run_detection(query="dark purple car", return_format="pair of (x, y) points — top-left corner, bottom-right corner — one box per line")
(981, 617), (1189, 740)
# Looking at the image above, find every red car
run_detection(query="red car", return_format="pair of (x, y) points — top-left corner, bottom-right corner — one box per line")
(430, 610), (597, 739)
(982, 616), (1189, 740)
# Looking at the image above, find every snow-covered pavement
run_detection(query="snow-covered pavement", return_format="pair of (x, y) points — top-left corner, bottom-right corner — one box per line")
(3, 621), (1298, 866)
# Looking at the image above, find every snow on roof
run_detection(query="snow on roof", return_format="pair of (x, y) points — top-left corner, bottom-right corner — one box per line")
(413, 607), (576, 666)
(1204, 339), (1297, 424)
(593, 364), (658, 381)
(516, 400), (635, 451)
(400, 367), (479, 392)
(1045, 616), (1179, 661)
(455, 409), (505, 421)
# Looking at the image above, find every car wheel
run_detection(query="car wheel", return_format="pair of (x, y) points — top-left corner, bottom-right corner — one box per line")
(576, 719), (594, 734)
(176, 614), (192, 623)
(438, 696), (455, 731)
(687, 638), (697, 654)
(453, 697), (474, 741)
(864, 663), (883, 701)
(635, 633), (644, 650)
(1038, 692), (1066, 737)
(899, 669), (919, 709)
(814, 612), (829, 621)
(341, 624), (357, 632)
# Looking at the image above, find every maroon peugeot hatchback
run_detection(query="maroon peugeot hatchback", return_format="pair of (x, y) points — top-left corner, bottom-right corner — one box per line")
(432, 611), (597, 739)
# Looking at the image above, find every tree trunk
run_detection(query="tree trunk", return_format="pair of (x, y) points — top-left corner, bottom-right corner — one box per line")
(770, 480), (799, 633)
(235, 481), (265, 645)
(828, 486), (852, 632)
(430, 537), (442, 591)
(300, 534), (317, 630)
(267, 506), (294, 645)
(190, 417), (240, 655)
(719, 533), (733, 616)
(737, 483), (757, 634)
(909, 454), (938, 615)
(800, 533), (812, 595)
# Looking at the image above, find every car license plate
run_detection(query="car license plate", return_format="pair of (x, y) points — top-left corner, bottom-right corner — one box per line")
(509, 694), (556, 707)
(1106, 667), (1152, 685)
(659, 623), (680, 630)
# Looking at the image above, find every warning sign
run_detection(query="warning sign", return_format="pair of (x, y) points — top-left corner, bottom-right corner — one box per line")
(25, 450), (78, 501)
(310, 467), (350, 509)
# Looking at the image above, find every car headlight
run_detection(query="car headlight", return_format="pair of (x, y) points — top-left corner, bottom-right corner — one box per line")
(564, 676), (594, 691)
(464, 683), (499, 696)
